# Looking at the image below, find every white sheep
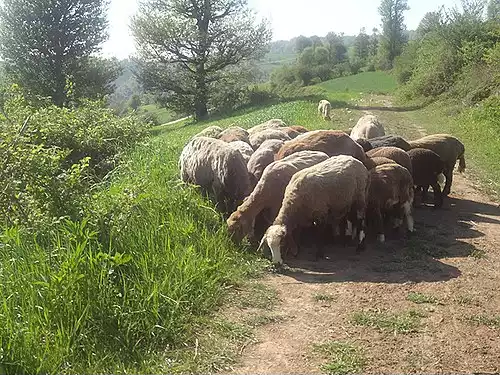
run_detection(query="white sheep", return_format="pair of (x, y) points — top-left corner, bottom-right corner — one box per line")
(247, 119), (287, 135)
(227, 140), (254, 164)
(193, 125), (223, 139)
(350, 114), (385, 140)
(179, 136), (251, 213)
(249, 128), (291, 150)
(258, 155), (370, 264)
(317, 100), (331, 120)
(227, 151), (329, 243)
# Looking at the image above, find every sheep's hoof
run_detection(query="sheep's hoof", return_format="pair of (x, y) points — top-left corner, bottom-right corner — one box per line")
(377, 234), (385, 243)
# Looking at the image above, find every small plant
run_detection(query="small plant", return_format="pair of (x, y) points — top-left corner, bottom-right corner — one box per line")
(351, 309), (425, 334)
(407, 292), (437, 304)
(465, 315), (500, 329)
(245, 314), (285, 328)
(313, 294), (337, 302)
(312, 341), (366, 375)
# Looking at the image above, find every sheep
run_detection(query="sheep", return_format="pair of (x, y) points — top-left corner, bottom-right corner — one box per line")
(247, 139), (285, 186)
(407, 148), (445, 208)
(408, 134), (465, 196)
(218, 126), (250, 144)
(317, 100), (332, 120)
(249, 128), (291, 150)
(368, 135), (412, 151)
(355, 138), (373, 152)
(247, 119), (286, 135)
(288, 125), (309, 134)
(364, 156), (396, 170)
(257, 155), (370, 265)
(350, 114), (385, 140)
(179, 137), (251, 213)
(193, 125), (223, 139)
(275, 130), (366, 165)
(279, 127), (302, 139)
(366, 146), (412, 172)
(227, 151), (329, 243)
(227, 140), (254, 164)
(367, 163), (415, 243)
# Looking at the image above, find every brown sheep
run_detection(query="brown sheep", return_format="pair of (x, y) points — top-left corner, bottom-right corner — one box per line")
(364, 156), (396, 170)
(407, 148), (445, 208)
(366, 146), (412, 172)
(227, 151), (329, 243)
(369, 135), (412, 151)
(275, 130), (367, 165)
(247, 139), (285, 186)
(408, 134), (465, 196)
(367, 163), (415, 243)
(288, 125), (309, 134)
(257, 155), (370, 264)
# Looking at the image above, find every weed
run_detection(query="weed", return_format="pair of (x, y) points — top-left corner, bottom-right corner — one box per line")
(244, 313), (286, 328)
(407, 292), (437, 304)
(312, 341), (366, 375)
(465, 315), (500, 329)
(351, 309), (425, 334)
(313, 294), (337, 303)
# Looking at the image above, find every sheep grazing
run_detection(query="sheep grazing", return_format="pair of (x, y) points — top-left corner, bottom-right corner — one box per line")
(366, 146), (412, 172)
(179, 137), (251, 213)
(275, 130), (366, 165)
(227, 151), (329, 243)
(364, 156), (396, 170)
(318, 100), (332, 120)
(247, 139), (285, 186)
(249, 128), (291, 150)
(367, 163), (415, 243)
(218, 126), (250, 144)
(408, 134), (465, 196)
(193, 125), (223, 139)
(247, 119), (286, 135)
(407, 148), (445, 208)
(368, 135), (412, 151)
(350, 114), (385, 140)
(227, 140), (254, 164)
(257, 155), (370, 265)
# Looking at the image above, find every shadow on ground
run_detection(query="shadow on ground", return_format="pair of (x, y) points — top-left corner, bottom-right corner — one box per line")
(277, 194), (500, 285)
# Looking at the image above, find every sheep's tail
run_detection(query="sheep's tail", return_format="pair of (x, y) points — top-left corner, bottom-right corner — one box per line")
(458, 153), (466, 173)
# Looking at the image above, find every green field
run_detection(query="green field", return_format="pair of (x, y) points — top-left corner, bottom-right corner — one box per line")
(318, 71), (398, 94)
(138, 104), (177, 124)
(2, 71), (498, 374)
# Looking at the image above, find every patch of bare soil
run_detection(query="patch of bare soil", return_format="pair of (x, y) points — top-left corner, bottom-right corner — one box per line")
(225, 98), (500, 374)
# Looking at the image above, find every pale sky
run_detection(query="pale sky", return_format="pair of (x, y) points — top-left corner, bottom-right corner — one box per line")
(102, 0), (463, 59)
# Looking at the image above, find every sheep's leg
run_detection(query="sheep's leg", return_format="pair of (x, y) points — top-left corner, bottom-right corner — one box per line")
(403, 201), (415, 233)
(339, 218), (348, 246)
(373, 206), (385, 243)
(421, 185), (429, 201)
(289, 228), (300, 257)
(443, 166), (453, 196)
(431, 181), (443, 208)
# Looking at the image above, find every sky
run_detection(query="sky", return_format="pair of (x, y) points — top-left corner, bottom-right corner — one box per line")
(102, 0), (464, 59)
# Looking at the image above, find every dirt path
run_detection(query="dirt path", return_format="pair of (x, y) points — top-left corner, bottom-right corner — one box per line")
(227, 98), (500, 374)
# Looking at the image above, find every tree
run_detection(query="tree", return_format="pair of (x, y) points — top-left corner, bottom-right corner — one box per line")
(353, 28), (371, 65)
(132, 0), (271, 120)
(377, 0), (410, 69)
(487, 0), (500, 20)
(0, 0), (111, 106)
(325, 32), (347, 64)
(417, 10), (443, 37)
(295, 36), (313, 53)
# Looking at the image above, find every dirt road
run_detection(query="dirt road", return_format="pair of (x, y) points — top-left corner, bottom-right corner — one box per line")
(228, 100), (500, 374)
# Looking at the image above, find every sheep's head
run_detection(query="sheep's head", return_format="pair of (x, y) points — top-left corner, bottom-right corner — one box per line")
(257, 224), (287, 265)
(226, 210), (252, 243)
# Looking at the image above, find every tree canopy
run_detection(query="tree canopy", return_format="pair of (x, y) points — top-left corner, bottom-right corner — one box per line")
(0, 0), (117, 106)
(132, 0), (271, 120)
(377, 0), (410, 69)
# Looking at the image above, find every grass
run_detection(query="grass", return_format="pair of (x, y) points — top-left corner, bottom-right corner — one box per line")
(407, 292), (438, 304)
(351, 309), (425, 334)
(313, 294), (338, 303)
(319, 71), (398, 94)
(465, 315), (500, 329)
(312, 341), (366, 375)
(139, 104), (178, 125)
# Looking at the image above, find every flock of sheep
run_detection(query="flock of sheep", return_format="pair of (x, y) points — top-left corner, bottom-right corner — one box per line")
(179, 101), (466, 265)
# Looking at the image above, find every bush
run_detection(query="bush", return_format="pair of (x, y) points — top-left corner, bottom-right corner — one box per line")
(0, 86), (150, 229)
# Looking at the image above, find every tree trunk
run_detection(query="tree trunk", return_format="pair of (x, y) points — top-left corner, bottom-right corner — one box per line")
(194, 96), (208, 121)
